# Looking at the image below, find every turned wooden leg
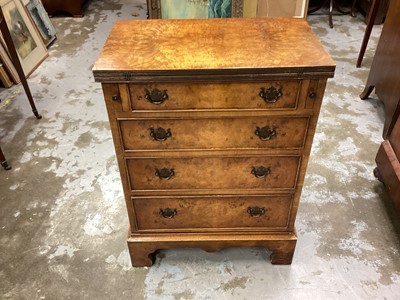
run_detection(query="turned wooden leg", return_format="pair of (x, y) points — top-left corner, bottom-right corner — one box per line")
(0, 147), (11, 170)
(351, 0), (357, 17)
(329, 0), (334, 28)
(360, 85), (375, 99)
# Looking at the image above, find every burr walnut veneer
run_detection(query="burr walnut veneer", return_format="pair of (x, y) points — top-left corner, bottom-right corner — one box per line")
(93, 18), (335, 267)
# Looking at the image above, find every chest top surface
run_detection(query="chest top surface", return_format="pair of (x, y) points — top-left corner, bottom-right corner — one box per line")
(93, 17), (335, 81)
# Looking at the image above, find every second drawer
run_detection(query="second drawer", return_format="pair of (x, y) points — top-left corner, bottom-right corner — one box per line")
(119, 116), (309, 151)
(126, 155), (301, 191)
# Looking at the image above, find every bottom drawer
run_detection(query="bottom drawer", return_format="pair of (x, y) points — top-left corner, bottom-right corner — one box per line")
(132, 194), (293, 232)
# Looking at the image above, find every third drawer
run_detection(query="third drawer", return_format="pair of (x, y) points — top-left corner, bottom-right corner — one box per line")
(126, 155), (301, 191)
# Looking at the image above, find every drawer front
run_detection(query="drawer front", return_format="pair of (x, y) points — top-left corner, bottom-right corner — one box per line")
(126, 155), (300, 191)
(133, 195), (293, 231)
(129, 81), (300, 110)
(119, 116), (309, 151)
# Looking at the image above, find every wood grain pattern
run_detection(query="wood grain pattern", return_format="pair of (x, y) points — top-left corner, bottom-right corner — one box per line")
(375, 141), (400, 213)
(118, 116), (309, 151)
(132, 194), (293, 231)
(93, 18), (335, 79)
(126, 155), (300, 191)
(95, 18), (334, 267)
(129, 81), (300, 110)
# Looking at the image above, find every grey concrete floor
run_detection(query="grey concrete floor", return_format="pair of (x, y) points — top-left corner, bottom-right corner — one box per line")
(1, 1), (400, 299)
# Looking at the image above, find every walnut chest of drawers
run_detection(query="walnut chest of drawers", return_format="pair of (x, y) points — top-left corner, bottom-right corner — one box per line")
(93, 17), (335, 267)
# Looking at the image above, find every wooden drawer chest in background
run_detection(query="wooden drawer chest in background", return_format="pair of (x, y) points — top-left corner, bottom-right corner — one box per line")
(41, 0), (88, 17)
(93, 18), (335, 267)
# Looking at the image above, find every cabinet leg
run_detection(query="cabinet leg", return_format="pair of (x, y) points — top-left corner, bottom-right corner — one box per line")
(1, 160), (11, 170)
(0, 147), (11, 170)
(373, 167), (382, 182)
(269, 240), (297, 265)
(127, 242), (156, 267)
(356, 0), (381, 67)
(360, 85), (375, 99)
(329, 0), (334, 28)
(127, 232), (298, 267)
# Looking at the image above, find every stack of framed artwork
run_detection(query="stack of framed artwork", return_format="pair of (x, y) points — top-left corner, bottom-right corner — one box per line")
(0, 0), (56, 87)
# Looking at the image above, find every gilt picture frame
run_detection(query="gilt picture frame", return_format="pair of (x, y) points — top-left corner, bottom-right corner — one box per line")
(0, 0), (48, 76)
(0, 40), (19, 82)
(146, 0), (244, 19)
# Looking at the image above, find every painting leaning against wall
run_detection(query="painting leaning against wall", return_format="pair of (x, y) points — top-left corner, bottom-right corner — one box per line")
(0, 0), (48, 76)
(160, 0), (232, 19)
(3, 1), (37, 59)
(26, 0), (56, 47)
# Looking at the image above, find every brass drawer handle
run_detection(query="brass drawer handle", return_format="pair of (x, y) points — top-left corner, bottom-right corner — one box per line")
(251, 166), (271, 178)
(159, 208), (177, 219)
(155, 168), (175, 180)
(111, 94), (121, 102)
(144, 88), (168, 105)
(247, 206), (266, 218)
(149, 127), (171, 142)
(259, 85), (282, 103)
(255, 126), (276, 141)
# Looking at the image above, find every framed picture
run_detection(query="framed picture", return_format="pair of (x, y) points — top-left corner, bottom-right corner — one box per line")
(243, 0), (309, 18)
(146, 0), (244, 19)
(0, 61), (13, 87)
(146, 0), (309, 19)
(26, 0), (56, 47)
(0, 40), (19, 82)
(0, 0), (48, 76)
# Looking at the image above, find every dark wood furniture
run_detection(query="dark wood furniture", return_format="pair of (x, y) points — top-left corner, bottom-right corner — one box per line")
(360, 0), (400, 213)
(41, 0), (88, 17)
(93, 17), (335, 267)
(0, 146), (11, 170)
(375, 113), (400, 213)
(360, 0), (400, 138)
(0, 7), (41, 171)
(356, 0), (380, 67)
(357, 0), (389, 24)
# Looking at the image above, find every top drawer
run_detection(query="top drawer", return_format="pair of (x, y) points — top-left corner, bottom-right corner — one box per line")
(128, 81), (300, 110)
